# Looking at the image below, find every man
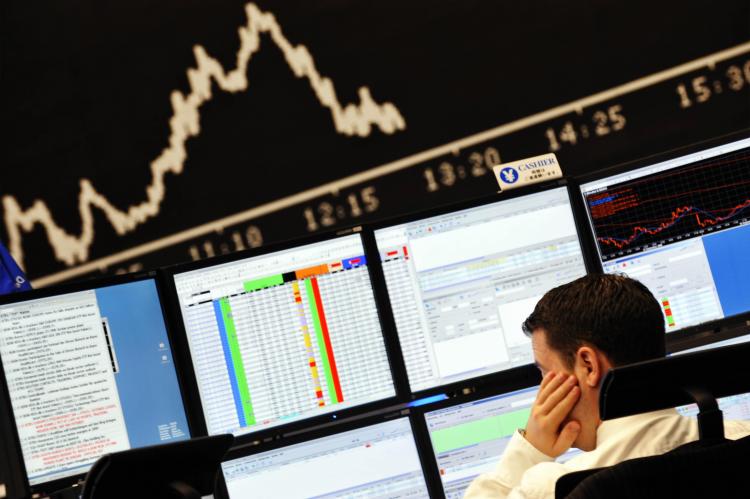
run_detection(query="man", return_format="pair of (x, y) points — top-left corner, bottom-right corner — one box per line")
(465, 274), (750, 498)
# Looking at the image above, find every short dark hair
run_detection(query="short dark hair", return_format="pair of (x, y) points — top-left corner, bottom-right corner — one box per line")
(522, 274), (665, 367)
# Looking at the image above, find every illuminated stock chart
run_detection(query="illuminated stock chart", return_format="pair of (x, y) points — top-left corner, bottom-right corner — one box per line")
(581, 136), (750, 332)
(172, 234), (395, 436)
(424, 387), (580, 498)
(375, 186), (587, 392)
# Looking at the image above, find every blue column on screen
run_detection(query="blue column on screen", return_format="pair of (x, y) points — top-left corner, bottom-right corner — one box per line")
(214, 299), (246, 428)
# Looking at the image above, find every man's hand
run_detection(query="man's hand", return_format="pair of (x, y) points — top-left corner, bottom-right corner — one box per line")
(524, 372), (581, 458)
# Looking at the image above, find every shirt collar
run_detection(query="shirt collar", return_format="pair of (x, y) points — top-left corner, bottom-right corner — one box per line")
(596, 408), (679, 445)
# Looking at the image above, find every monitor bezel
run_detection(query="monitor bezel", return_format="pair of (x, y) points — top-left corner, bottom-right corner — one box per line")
(0, 270), (194, 496)
(667, 325), (750, 355)
(410, 378), (543, 498)
(365, 178), (596, 399)
(159, 227), (410, 446)
(576, 129), (750, 349)
(215, 408), (443, 499)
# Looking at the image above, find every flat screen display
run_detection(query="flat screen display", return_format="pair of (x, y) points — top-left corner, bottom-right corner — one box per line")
(580, 136), (750, 332)
(0, 278), (189, 487)
(375, 186), (587, 392)
(171, 234), (396, 437)
(423, 387), (579, 498)
(221, 417), (430, 498)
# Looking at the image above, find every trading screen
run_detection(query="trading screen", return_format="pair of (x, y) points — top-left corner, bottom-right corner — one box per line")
(581, 136), (750, 332)
(673, 337), (750, 422)
(677, 393), (750, 422)
(221, 417), (430, 498)
(172, 234), (395, 436)
(375, 186), (587, 392)
(424, 387), (579, 498)
(0, 279), (189, 486)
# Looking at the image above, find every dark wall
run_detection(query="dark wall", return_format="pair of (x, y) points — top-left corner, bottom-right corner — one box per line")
(2, 0), (749, 285)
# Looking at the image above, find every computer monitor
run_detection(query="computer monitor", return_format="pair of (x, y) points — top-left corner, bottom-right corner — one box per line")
(673, 335), (750, 423)
(420, 386), (579, 499)
(0, 273), (190, 493)
(372, 181), (589, 394)
(218, 415), (433, 498)
(0, 349), (30, 499)
(677, 393), (750, 422)
(670, 331), (750, 355)
(165, 231), (400, 439)
(579, 133), (750, 334)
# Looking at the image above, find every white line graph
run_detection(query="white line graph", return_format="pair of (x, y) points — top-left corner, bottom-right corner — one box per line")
(2, 2), (406, 270)
(25, 40), (750, 287)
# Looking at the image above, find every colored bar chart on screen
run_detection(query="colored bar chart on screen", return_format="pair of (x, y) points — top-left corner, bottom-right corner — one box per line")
(244, 274), (284, 293)
(296, 264), (330, 280)
(662, 297), (676, 328)
(342, 255), (367, 269)
(173, 236), (395, 437)
(214, 298), (256, 426)
(293, 281), (326, 407)
(306, 277), (344, 404)
(430, 407), (531, 454)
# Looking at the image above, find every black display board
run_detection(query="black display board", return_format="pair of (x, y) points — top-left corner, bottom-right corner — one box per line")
(2, 1), (749, 286)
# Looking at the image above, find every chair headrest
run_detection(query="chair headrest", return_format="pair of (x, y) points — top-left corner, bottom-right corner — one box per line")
(600, 341), (750, 420)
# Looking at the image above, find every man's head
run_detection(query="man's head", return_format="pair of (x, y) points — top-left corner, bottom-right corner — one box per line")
(522, 273), (665, 450)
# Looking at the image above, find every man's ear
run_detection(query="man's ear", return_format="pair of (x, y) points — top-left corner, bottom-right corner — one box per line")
(575, 346), (610, 388)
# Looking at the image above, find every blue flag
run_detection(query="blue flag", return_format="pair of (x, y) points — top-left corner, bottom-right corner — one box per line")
(0, 241), (32, 294)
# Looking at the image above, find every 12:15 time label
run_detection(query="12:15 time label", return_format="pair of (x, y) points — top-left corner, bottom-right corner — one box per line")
(303, 186), (380, 232)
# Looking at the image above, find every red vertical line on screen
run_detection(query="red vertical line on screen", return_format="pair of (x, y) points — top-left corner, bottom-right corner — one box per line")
(310, 277), (344, 402)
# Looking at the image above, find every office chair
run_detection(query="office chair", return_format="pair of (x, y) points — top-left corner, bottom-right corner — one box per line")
(559, 434), (750, 498)
(556, 341), (750, 498)
(80, 434), (234, 499)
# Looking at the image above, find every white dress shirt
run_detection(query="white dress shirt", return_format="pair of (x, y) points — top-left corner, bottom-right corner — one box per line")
(464, 409), (750, 499)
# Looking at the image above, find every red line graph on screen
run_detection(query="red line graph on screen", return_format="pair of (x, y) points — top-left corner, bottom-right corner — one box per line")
(589, 147), (750, 258)
(597, 198), (750, 249)
(2, 2), (406, 269)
